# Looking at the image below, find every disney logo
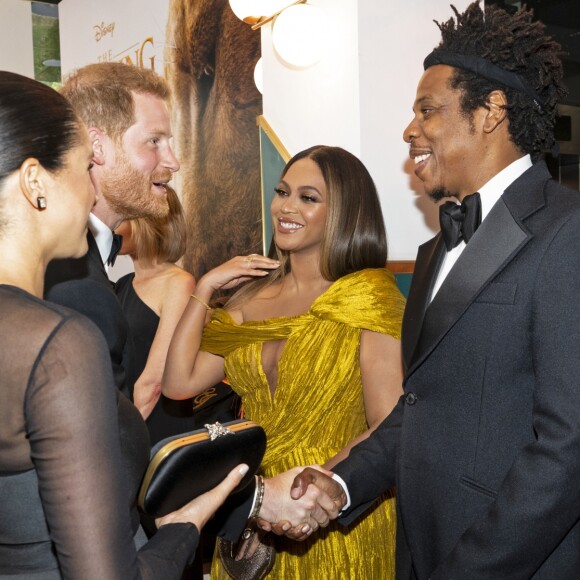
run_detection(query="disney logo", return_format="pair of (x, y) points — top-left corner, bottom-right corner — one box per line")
(94, 21), (115, 42)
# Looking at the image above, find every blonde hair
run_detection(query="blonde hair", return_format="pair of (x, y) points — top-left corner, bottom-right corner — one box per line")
(129, 186), (187, 265)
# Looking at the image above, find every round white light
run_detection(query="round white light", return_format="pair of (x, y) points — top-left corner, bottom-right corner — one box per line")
(272, 4), (327, 68)
(229, 0), (292, 22)
(228, 0), (265, 22)
(253, 57), (263, 94)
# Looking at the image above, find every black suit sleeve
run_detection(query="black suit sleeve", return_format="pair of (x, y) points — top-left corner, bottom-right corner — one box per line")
(204, 479), (256, 542)
(333, 395), (403, 525)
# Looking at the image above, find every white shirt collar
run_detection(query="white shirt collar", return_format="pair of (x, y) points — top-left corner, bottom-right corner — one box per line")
(88, 213), (113, 267)
(429, 154), (533, 303)
(478, 154), (532, 221)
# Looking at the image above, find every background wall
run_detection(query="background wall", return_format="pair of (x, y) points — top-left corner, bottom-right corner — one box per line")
(261, 0), (361, 156)
(6, 0), (472, 265)
(0, 1), (34, 78)
(262, 0), (471, 260)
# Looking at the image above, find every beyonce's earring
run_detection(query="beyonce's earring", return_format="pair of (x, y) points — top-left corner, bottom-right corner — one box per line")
(36, 196), (47, 210)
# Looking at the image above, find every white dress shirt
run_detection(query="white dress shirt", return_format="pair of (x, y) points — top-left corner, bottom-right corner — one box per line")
(88, 213), (114, 272)
(430, 154), (532, 301)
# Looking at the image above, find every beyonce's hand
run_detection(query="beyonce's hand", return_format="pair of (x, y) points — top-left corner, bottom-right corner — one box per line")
(155, 464), (249, 531)
(197, 254), (280, 294)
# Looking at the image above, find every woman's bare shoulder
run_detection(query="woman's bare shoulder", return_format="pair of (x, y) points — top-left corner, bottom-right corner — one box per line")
(165, 265), (196, 287)
(136, 264), (195, 314)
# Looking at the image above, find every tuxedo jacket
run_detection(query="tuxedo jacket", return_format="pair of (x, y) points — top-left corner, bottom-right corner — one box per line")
(334, 162), (580, 579)
(43, 233), (253, 542)
(44, 232), (136, 400)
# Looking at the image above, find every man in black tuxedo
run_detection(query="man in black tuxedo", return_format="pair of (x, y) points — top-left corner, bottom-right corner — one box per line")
(45, 63), (179, 400)
(289, 3), (580, 578)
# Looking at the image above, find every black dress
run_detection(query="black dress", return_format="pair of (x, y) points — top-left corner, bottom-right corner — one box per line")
(115, 273), (240, 446)
(0, 285), (198, 579)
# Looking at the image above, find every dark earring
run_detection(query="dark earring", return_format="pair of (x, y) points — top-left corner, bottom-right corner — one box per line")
(36, 196), (47, 210)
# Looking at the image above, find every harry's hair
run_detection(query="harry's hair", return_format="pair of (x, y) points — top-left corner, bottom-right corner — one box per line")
(60, 62), (171, 140)
(129, 186), (187, 265)
(0, 71), (80, 185)
(432, 2), (566, 161)
(225, 145), (388, 309)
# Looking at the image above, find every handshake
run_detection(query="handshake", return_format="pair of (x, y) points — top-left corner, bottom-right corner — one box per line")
(255, 466), (348, 541)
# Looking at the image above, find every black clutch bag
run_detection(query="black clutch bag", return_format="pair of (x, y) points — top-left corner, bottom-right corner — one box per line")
(138, 419), (267, 518)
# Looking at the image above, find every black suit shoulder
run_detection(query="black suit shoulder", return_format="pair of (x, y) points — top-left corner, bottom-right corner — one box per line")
(44, 233), (136, 399)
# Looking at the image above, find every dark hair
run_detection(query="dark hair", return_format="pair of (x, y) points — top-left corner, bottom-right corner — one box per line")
(60, 62), (171, 140)
(0, 71), (80, 185)
(128, 186), (187, 265)
(431, 2), (566, 161)
(225, 145), (388, 309)
(280, 145), (388, 280)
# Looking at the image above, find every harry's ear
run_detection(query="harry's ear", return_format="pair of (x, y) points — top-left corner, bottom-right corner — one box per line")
(19, 158), (46, 210)
(483, 90), (508, 134)
(89, 127), (106, 165)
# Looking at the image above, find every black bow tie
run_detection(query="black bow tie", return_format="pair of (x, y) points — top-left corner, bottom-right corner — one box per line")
(439, 192), (482, 251)
(107, 233), (123, 267)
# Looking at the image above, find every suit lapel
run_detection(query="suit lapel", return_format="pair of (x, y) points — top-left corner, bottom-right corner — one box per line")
(86, 230), (116, 290)
(86, 231), (106, 272)
(402, 235), (445, 369)
(405, 162), (551, 376)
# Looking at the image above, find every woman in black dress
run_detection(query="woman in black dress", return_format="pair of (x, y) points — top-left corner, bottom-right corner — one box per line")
(0, 71), (249, 579)
(115, 188), (196, 427)
(115, 188), (240, 445)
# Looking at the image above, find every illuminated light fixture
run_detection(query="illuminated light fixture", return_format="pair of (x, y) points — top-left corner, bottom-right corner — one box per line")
(229, 0), (266, 25)
(229, 0), (307, 30)
(254, 57), (263, 93)
(272, 3), (327, 68)
(230, 0), (306, 30)
(230, 0), (329, 73)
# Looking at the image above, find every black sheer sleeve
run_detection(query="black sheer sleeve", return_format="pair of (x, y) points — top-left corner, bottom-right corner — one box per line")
(19, 301), (198, 578)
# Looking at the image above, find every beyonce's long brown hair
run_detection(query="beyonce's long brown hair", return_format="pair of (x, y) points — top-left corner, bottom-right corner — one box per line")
(225, 145), (387, 309)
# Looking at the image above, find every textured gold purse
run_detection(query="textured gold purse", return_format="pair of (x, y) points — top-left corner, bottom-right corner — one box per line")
(217, 523), (275, 580)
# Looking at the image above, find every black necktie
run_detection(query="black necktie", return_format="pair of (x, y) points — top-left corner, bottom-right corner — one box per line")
(439, 192), (482, 251)
(107, 233), (123, 267)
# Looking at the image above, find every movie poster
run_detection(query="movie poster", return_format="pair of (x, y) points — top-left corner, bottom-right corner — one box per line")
(59, 0), (263, 279)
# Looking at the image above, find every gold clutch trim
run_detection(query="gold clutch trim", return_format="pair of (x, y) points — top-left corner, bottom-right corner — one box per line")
(138, 420), (259, 511)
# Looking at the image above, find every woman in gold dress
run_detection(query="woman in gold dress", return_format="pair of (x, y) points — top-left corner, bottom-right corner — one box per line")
(164, 145), (406, 579)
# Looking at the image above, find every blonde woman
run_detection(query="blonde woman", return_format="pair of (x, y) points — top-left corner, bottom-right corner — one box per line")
(115, 189), (198, 432)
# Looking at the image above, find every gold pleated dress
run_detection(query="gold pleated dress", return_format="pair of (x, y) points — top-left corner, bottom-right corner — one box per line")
(201, 268), (405, 579)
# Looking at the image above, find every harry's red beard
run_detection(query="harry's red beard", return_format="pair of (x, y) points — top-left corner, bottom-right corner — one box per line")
(100, 150), (171, 221)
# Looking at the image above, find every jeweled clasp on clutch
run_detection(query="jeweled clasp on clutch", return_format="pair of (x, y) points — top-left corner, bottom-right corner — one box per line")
(205, 422), (235, 441)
